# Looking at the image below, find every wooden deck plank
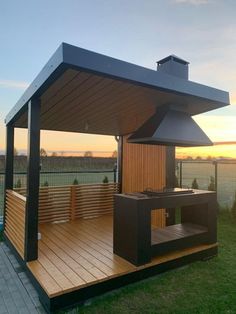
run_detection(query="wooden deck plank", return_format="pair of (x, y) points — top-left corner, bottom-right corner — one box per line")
(41, 223), (129, 274)
(38, 241), (86, 287)
(40, 225), (117, 278)
(59, 221), (134, 269)
(152, 223), (208, 245)
(39, 231), (100, 282)
(27, 215), (217, 298)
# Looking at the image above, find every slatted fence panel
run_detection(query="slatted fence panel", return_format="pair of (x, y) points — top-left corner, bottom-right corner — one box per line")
(15, 183), (119, 223)
(73, 183), (119, 219)
(4, 190), (26, 258)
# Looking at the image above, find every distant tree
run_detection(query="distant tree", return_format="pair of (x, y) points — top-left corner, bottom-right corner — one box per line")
(51, 152), (57, 157)
(186, 156), (193, 160)
(208, 176), (215, 191)
(195, 156), (202, 160)
(206, 155), (212, 161)
(42, 180), (49, 187)
(14, 179), (21, 188)
(40, 148), (47, 157)
(192, 178), (199, 189)
(14, 147), (18, 156)
(103, 176), (109, 183)
(84, 151), (93, 157)
(112, 150), (118, 158)
(73, 178), (79, 185)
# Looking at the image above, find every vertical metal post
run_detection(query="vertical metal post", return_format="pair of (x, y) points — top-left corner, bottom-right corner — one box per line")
(113, 163), (117, 183)
(214, 161), (218, 194)
(3, 124), (14, 229)
(179, 161), (183, 188)
(117, 136), (123, 193)
(24, 98), (41, 262)
(165, 146), (176, 225)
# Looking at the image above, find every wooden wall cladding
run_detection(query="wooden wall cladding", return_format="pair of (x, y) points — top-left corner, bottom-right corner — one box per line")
(4, 190), (26, 258)
(122, 135), (166, 228)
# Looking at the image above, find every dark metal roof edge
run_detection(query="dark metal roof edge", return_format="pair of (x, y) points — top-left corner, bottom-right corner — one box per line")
(5, 44), (64, 125)
(62, 43), (230, 106)
(6, 42), (230, 125)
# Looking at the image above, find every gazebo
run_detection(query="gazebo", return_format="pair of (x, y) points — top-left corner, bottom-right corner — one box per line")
(4, 43), (229, 312)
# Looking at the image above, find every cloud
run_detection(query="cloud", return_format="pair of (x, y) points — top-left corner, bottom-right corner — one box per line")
(174, 0), (209, 5)
(0, 79), (29, 90)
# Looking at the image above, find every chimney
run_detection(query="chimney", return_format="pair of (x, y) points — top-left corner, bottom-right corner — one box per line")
(157, 55), (189, 80)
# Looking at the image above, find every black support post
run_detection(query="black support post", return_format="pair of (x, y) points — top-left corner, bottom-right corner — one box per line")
(118, 136), (123, 193)
(24, 99), (41, 262)
(165, 146), (176, 225)
(4, 124), (15, 229)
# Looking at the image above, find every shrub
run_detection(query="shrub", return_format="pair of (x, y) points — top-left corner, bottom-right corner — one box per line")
(14, 179), (22, 189)
(73, 178), (79, 185)
(103, 176), (109, 183)
(192, 178), (199, 189)
(208, 176), (215, 191)
(42, 181), (49, 187)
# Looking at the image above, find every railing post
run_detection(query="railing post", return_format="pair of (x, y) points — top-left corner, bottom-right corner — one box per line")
(70, 185), (76, 220)
(179, 161), (183, 188)
(214, 161), (218, 195)
(113, 163), (117, 183)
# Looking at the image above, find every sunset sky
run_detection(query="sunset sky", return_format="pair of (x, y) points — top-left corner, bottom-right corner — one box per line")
(1, 0), (236, 158)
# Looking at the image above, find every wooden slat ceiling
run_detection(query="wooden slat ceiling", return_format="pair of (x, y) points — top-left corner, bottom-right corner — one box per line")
(15, 68), (219, 136)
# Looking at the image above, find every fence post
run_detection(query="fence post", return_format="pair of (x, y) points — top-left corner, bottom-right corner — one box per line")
(214, 161), (218, 195)
(179, 161), (183, 188)
(70, 185), (76, 220)
(113, 163), (117, 183)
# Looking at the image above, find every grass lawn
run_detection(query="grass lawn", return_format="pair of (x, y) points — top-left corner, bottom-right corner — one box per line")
(67, 211), (236, 314)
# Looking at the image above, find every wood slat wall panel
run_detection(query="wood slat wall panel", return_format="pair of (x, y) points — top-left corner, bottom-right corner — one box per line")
(4, 190), (26, 258)
(15, 183), (119, 224)
(122, 135), (166, 228)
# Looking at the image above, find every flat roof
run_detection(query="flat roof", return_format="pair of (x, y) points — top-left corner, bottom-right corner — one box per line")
(5, 43), (230, 136)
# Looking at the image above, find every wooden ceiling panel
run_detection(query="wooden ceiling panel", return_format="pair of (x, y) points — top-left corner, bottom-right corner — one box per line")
(14, 68), (218, 135)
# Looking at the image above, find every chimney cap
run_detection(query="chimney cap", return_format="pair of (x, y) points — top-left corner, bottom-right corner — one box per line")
(157, 55), (189, 66)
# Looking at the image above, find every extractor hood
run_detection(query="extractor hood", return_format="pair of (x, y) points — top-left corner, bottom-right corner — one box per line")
(128, 108), (212, 147)
(128, 55), (213, 147)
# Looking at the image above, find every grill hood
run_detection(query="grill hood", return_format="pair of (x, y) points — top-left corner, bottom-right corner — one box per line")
(128, 107), (212, 147)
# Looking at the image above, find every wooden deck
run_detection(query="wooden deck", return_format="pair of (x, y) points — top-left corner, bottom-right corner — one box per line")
(27, 215), (217, 301)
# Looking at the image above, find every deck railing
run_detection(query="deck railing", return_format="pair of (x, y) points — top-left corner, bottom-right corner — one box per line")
(15, 182), (119, 224)
(4, 190), (26, 258)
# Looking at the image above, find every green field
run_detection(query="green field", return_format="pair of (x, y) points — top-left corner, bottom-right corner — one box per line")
(65, 211), (236, 314)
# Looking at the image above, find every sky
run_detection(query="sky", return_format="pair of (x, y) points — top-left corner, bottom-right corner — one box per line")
(1, 0), (236, 157)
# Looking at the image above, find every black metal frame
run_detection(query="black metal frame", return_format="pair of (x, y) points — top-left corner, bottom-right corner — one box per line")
(24, 99), (41, 261)
(3, 124), (14, 229)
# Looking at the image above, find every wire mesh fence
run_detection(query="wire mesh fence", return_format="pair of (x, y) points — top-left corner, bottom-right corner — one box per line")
(1, 160), (236, 215)
(176, 160), (236, 208)
(0, 170), (116, 216)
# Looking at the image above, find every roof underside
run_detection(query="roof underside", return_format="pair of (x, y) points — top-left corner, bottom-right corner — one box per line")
(6, 43), (230, 136)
